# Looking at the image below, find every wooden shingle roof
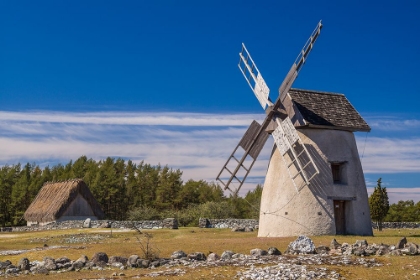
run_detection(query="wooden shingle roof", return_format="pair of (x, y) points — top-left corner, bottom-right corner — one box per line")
(288, 88), (370, 132)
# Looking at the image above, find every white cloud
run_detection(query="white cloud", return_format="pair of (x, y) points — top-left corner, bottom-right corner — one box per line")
(0, 110), (271, 196)
(357, 137), (420, 173)
(367, 187), (420, 204)
(2, 110), (420, 198)
(365, 115), (420, 131)
(0, 111), (262, 126)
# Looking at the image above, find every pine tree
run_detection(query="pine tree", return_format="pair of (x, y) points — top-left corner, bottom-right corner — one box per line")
(369, 178), (389, 231)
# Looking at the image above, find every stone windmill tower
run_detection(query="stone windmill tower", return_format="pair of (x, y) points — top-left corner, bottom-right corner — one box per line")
(216, 21), (373, 237)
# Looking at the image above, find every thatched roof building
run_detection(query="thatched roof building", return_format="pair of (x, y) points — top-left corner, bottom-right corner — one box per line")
(24, 179), (105, 226)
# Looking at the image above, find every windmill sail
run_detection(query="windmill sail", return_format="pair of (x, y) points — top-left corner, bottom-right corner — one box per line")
(278, 21), (322, 103)
(217, 21), (323, 194)
(272, 117), (319, 190)
(216, 120), (269, 194)
(238, 44), (271, 110)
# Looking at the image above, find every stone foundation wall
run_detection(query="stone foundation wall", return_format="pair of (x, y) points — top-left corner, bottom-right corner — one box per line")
(198, 218), (259, 229)
(5, 218), (178, 232)
(3, 219), (420, 232)
(372, 222), (420, 229)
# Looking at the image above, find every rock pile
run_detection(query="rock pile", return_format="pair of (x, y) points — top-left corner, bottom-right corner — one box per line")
(2, 235), (420, 278)
(285, 235), (316, 254)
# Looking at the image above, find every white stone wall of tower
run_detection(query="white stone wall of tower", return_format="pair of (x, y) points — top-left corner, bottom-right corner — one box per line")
(258, 129), (373, 237)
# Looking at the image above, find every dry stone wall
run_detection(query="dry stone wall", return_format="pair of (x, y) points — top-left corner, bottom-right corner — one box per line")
(3, 219), (420, 232)
(5, 218), (178, 232)
(198, 218), (259, 229)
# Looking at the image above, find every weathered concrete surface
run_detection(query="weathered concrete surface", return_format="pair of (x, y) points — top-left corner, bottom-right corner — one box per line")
(258, 129), (373, 237)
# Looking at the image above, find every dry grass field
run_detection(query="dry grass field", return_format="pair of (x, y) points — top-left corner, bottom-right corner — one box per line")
(1, 227), (420, 279)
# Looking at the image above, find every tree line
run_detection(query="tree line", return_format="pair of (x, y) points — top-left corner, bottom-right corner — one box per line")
(369, 178), (420, 230)
(0, 156), (262, 227)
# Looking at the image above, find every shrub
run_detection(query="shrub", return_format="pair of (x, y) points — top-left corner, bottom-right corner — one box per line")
(128, 206), (162, 220)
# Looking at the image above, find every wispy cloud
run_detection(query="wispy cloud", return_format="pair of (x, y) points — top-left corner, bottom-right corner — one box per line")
(0, 110), (271, 195)
(357, 137), (420, 173)
(1, 111), (420, 197)
(0, 111), (262, 126)
(365, 115), (420, 132)
(367, 187), (420, 204)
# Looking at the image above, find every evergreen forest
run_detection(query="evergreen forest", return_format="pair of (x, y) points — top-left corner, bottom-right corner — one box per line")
(1, 155), (419, 227)
(0, 156), (262, 227)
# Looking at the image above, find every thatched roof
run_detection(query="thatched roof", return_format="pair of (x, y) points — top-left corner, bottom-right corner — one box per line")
(24, 179), (105, 223)
(289, 89), (371, 132)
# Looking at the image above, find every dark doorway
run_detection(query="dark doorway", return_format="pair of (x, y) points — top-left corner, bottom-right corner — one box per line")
(334, 200), (346, 234)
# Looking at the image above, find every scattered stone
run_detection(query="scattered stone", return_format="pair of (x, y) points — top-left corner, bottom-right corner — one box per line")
(55, 257), (71, 265)
(396, 237), (407, 249)
(17, 258), (30, 271)
(171, 250), (187, 259)
(0, 234), (414, 278)
(376, 244), (390, 256)
(285, 235), (316, 254)
(389, 249), (402, 256)
(354, 239), (368, 248)
(32, 266), (49, 275)
(0, 260), (11, 269)
(83, 218), (92, 228)
(232, 253), (245, 259)
(151, 260), (160, 267)
(221, 250), (235, 260)
(316, 245), (330, 254)
(188, 252), (206, 261)
(138, 259), (150, 268)
(206, 252), (220, 261)
(330, 238), (341, 249)
(68, 261), (84, 271)
(162, 218), (178, 229)
(231, 227), (245, 232)
(91, 252), (109, 267)
(99, 221), (111, 228)
(250, 248), (268, 256)
(198, 218), (211, 228)
(5, 267), (20, 274)
(109, 256), (128, 265)
(127, 255), (139, 267)
(401, 242), (419, 255)
(267, 247), (281, 256)
(159, 259), (170, 266)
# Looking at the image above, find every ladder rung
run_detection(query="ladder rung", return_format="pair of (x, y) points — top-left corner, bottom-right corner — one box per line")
(296, 149), (306, 158)
(301, 161), (312, 170)
(287, 159), (297, 168)
(230, 156), (250, 172)
(232, 176), (242, 184)
(286, 149), (306, 168)
(292, 169), (306, 180)
(231, 156), (240, 164)
(225, 167), (234, 176)
(216, 178), (227, 188)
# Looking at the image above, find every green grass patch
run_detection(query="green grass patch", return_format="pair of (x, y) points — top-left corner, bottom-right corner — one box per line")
(1, 228), (420, 279)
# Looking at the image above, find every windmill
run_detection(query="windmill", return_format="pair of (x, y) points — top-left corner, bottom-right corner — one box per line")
(216, 21), (373, 237)
(217, 21), (322, 195)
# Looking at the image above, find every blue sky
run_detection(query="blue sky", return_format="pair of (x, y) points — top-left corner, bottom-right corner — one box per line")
(1, 1), (419, 203)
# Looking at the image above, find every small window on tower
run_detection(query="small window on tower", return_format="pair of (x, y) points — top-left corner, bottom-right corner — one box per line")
(331, 164), (341, 183)
(331, 162), (347, 184)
